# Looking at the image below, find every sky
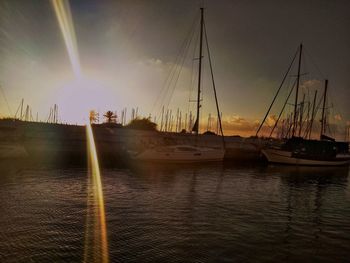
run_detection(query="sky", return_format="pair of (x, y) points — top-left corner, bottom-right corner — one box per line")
(0, 0), (349, 137)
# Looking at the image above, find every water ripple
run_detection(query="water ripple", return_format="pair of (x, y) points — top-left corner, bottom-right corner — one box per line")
(0, 164), (349, 262)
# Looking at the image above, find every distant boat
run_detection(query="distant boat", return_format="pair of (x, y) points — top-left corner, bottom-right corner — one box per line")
(259, 44), (350, 166)
(133, 8), (225, 163)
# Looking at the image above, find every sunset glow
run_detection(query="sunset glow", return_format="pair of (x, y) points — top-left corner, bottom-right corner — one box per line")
(51, 1), (109, 260)
(0, 1), (350, 262)
(0, 1), (349, 137)
(55, 77), (117, 124)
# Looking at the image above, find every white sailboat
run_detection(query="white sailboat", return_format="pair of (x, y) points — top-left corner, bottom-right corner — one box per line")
(262, 148), (350, 166)
(133, 8), (225, 163)
(258, 44), (350, 166)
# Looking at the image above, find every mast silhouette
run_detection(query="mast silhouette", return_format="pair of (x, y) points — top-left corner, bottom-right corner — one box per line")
(320, 79), (328, 139)
(292, 43), (303, 137)
(191, 7), (225, 148)
(308, 90), (318, 139)
(193, 7), (204, 135)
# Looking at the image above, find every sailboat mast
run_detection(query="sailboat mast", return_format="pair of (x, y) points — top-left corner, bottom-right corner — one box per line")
(292, 43), (303, 137)
(308, 89), (317, 139)
(320, 79), (328, 138)
(298, 93), (305, 137)
(195, 7), (204, 135)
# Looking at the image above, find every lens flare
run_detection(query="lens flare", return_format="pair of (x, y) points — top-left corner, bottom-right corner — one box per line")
(51, 0), (81, 78)
(85, 122), (109, 263)
(52, 1), (108, 261)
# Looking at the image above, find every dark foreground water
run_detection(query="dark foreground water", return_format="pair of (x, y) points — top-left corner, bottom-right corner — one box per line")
(0, 161), (349, 262)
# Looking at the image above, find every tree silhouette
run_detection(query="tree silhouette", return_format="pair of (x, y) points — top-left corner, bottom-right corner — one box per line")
(126, 118), (157, 131)
(103, 111), (117, 123)
(89, 110), (99, 124)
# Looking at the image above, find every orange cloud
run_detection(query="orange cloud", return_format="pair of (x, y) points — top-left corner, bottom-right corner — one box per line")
(301, 79), (322, 91)
(220, 115), (260, 136)
(266, 114), (277, 127)
(334, 114), (342, 121)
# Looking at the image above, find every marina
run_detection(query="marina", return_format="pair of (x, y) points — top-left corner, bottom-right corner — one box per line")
(0, 0), (350, 262)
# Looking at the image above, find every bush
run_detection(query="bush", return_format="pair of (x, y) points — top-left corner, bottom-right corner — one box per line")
(125, 118), (157, 131)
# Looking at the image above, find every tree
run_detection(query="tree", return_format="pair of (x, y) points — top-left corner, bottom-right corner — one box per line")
(89, 110), (99, 124)
(126, 117), (157, 131)
(103, 111), (117, 123)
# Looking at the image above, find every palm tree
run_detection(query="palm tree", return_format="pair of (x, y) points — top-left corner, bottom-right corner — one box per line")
(103, 110), (117, 123)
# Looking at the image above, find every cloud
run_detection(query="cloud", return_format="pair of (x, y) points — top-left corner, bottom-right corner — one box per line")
(139, 58), (164, 67)
(225, 115), (247, 125)
(218, 113), (349, 139)
(334, 114), (342, 121)
(266, 114), (277, 127)
(220, 114), (260, 136)
(218, 114), (287, 136)
(301, 79), (322, 91)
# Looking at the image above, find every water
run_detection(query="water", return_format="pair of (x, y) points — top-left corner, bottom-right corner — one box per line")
(0, 161), (349, 262)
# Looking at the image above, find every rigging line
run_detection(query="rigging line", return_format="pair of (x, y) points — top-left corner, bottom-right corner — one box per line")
(164, 31), (195, 112)
(269, 78), (297, 138)
(14, 102), (21, 119)
(0, 84), (12, 116)
(187, 27), (200, 117)
(303, 89), (325, 137)
(159, 59), (183, 115)
(155, 33), (198, 123)
(291, 44), (303, 138)
(157, 52), (186, 117)
(303, 47), (326, 80)
(281, 73), (293, 109)
(151, 11), (200, 116)
(327, 87), (341, 127)
(163, 16), (200, 114)
(304, 90), (318, 139)
(297, 93), (311, 136)
(152, 52), (184, 118)
(204, 20), (225, 147)
(256, 46), (299, 137)
(188, 27), (201, 107)
(323, 90), (336, 137)
(300, 52), (312, 117)
(272, 75), (294, 137)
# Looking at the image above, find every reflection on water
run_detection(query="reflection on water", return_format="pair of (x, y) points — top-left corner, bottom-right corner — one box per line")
(0, 161), (349, 262)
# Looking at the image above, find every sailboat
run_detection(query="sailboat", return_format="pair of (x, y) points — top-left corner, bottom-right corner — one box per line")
(133, 8), (225, 163)
(259, 44), (350, 166)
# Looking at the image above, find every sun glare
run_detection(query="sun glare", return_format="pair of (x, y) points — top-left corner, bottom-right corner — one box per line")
(55, 77), (117, 124)
(85, 122), (109, 263)
(51, 0), (81, 78)
(52, 2), (109, 261)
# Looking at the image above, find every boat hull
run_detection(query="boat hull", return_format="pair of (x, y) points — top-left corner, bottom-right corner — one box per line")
(262, 148), (350, 166)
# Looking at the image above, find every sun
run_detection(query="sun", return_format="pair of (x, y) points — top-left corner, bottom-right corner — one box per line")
(55, 76), (118, 124)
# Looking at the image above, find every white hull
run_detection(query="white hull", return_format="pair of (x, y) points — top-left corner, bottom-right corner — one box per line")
(133, 145), (225, 163)
(262, 148), (350, 166)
